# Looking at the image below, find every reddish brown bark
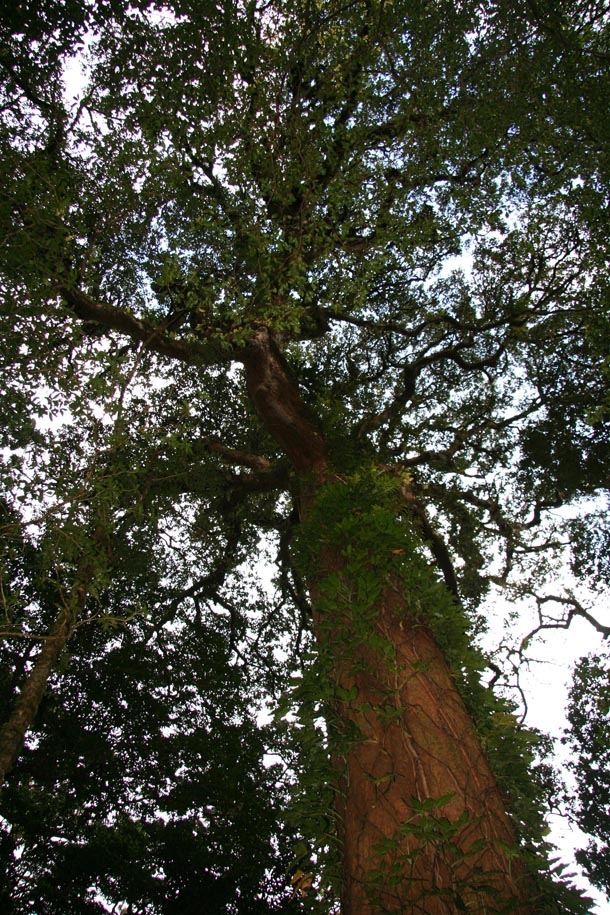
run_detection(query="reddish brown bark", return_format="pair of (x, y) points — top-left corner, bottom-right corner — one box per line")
(241, 331), (533, 913)
(314, 562), (531, 914)
(241, 328), (327, 476)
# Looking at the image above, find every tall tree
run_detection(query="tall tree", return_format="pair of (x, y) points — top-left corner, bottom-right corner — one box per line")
(1, 0), (609, 912)
(565, 651), (610, 900)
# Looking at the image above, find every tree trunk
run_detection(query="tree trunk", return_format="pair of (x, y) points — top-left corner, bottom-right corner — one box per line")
(242, 329), (532, 913)
(0, 607), (74, 786)
(0, 559), (94, 787)
(312, 547), (530, 913)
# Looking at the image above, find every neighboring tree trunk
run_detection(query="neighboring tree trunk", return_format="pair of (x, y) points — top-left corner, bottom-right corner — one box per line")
(243, 329), (531, 913)
(0, 606), (75, 785)
(0, 560), (93, 787)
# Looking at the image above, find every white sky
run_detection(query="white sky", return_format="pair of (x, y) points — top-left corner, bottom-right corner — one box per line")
(482, 604), (610, 913)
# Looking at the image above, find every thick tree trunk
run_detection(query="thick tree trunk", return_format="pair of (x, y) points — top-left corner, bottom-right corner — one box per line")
(312, 555), (530, 914)
(242, 329), (531, 913)
(0, 607), (74, 786)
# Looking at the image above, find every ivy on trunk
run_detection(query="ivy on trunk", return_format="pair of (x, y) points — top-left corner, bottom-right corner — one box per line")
(1, 1), (609, 912)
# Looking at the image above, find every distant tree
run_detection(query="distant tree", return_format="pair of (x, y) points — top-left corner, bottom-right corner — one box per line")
(565, 652), (610, 899)
(1, 1), (609, 912)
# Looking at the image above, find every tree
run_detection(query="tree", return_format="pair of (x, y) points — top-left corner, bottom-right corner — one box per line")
(0, 591), (302, 914)
(565, 651), (610, 899)
(0, 0), (609, 912)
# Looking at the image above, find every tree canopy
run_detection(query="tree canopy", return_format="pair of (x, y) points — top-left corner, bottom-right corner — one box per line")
(0, 1), (609, 912)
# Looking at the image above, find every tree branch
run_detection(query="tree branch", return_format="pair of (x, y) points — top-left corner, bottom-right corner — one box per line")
(399, 481), (461, 599)
(520, 592), (610, 653)
(199, 440), (272, 471)
(241, 327), (327, 475)
(58, 286), (229, 365)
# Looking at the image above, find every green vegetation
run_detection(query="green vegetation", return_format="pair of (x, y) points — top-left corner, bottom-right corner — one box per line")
(0, 1), (609, 911)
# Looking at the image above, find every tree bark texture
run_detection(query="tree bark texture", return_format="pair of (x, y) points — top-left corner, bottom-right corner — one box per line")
(312, 557), (530, 914)
(242, 331), (532, 913)
(241, 328), (327, 476)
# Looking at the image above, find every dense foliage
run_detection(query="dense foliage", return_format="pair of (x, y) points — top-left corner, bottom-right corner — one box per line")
(0, 614), (301, 914)
(0, 0), (609, 911)
(566, 652), (610, 899)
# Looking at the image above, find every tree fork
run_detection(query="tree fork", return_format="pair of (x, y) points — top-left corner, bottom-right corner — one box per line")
(241, 332), (532, 912)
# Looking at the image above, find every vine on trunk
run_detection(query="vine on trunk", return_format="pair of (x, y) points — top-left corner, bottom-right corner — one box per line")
(281, 466), (590, 913)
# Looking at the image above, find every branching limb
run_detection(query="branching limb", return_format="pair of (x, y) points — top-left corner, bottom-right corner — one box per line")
(276, 512), (313, 656)
(520, 592), (610, 652)
(59, 286), (229, 365)
(392, 472), (461, 599)
(407, 500), (460, 599)
(0, 55), (56, 114)
(402, 401), (542, 470)
(485, 653), (530, 723)
(0, 555), (95, 786)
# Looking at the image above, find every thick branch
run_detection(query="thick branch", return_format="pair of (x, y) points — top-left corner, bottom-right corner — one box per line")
(149, 459), (289, 503)
(198, 440), (272, 471)
(241, 327), (327, 475)
(0, 55), (55, 113)
(398, 479), (460, 598)
(0, 535), (114, 786)
(59, 286), (228, 365)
